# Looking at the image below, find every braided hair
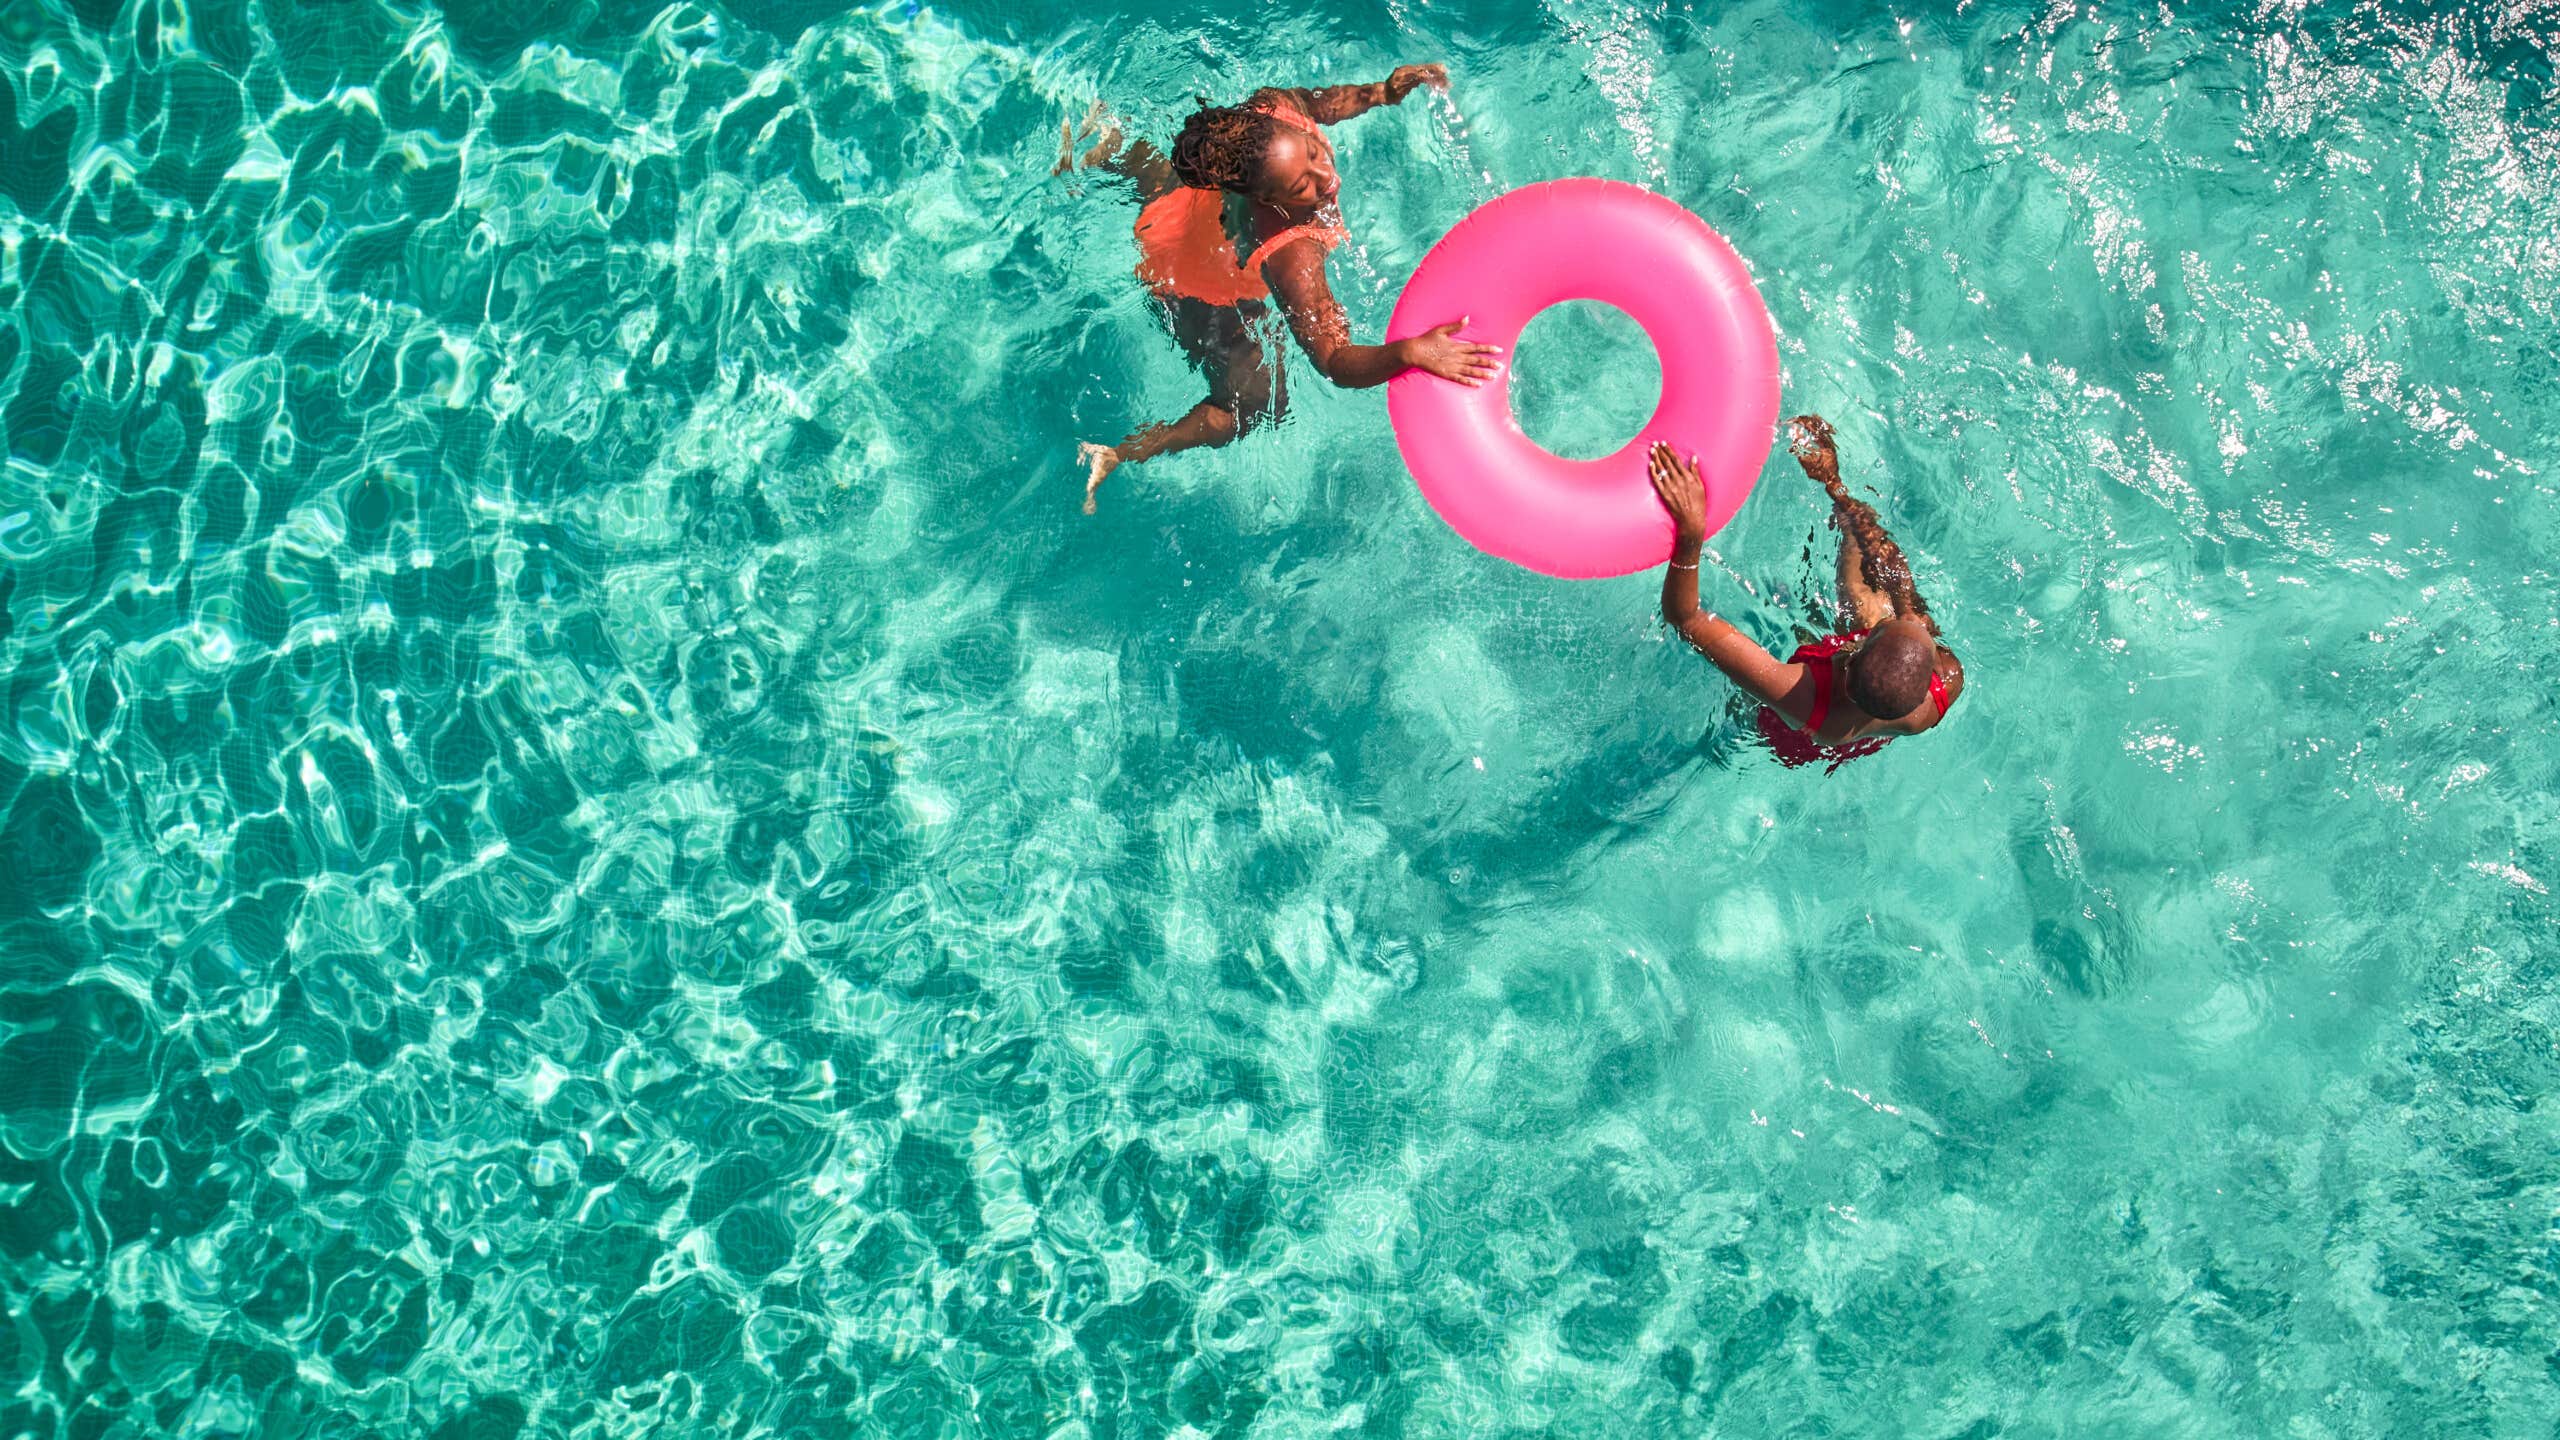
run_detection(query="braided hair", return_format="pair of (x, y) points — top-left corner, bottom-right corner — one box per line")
(1169, 103), (1280, 191)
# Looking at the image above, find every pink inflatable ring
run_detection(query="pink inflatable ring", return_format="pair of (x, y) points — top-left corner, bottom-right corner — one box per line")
(1385, 179), (1780, 579)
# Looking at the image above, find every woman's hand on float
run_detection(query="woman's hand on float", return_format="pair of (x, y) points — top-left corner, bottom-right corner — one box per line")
(1387, 65), (1450, 102)
(1649, 442), (1711, 543)
(1398, 321), (1502, 386)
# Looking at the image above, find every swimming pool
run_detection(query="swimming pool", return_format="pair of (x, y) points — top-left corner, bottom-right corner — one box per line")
(2, 0), (2555, 1433)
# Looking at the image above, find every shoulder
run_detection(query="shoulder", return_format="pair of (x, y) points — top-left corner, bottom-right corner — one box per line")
(1938, 646), (1966, 704)
(1902, 646), (1963, 734)
(1255, 229), (1337, 284)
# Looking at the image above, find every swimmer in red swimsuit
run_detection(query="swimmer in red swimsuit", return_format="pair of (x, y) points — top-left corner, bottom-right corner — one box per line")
(1056, 72), (1499, 512)
(1650, 417), (1966, 769)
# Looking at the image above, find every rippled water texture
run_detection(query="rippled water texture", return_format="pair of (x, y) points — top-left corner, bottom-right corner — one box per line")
(4, 0), (2558, 1434)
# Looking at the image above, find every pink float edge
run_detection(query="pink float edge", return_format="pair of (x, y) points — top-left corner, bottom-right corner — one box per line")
(1384, 179), (1782, 580)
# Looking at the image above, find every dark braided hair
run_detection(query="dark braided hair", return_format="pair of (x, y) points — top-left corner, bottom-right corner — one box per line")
(1169, 104), (1280, 191)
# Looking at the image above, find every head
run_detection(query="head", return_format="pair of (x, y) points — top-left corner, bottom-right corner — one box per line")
(1842, 619), (1939, 724)
(1169, 104), (1338, 207)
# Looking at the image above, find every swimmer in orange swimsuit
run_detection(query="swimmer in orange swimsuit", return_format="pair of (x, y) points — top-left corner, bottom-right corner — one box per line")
(1650, 417), (1966, 769)
(1057, 69), (1501, 512)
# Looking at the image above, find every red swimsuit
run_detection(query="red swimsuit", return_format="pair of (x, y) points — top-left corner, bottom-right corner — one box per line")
(1755, 630), (1954, 771)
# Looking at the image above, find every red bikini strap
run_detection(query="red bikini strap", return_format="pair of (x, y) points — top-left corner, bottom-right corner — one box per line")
(1803, 653), (1834, 733)
(1928, 669), (1951, 716)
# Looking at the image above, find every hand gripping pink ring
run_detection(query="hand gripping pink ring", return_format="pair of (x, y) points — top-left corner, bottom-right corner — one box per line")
(1386, 179), (1781, 579)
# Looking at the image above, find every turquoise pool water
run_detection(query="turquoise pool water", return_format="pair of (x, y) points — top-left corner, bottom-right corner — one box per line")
(4, 0), (2557, 1434)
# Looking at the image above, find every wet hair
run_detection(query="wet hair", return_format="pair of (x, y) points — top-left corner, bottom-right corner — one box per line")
(1844, 622), (1937, 720)
(1169, 103), (1280, 191)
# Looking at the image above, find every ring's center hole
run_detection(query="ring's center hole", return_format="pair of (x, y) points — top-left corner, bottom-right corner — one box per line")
(1509, 300), (1662, 461)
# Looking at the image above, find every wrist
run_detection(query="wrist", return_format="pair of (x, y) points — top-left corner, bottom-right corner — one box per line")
(1672, 533), (1706, 556)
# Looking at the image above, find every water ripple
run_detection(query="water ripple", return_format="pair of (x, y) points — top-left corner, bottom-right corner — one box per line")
(2, 0), (2558, 1434)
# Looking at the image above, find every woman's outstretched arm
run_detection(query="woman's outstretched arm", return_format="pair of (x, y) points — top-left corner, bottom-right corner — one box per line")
(1260, 239), (1497, 389)
(1652, 444), (1815, 719)
(1261, 65), (1448, 125)
(1789, 416), (1937, 635)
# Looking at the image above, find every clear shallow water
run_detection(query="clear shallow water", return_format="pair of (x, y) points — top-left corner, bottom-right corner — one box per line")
(2, 0), (2557, 1434)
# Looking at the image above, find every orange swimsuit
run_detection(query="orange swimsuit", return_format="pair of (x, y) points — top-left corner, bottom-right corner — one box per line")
(1133, 101), (1345, 305)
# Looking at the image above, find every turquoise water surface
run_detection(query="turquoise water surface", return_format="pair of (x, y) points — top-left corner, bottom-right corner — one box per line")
(4, 0), (2558, 1434)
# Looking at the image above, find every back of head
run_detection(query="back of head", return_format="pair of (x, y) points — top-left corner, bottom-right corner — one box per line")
(1843, 621), (1936, 721)
(1170, 104), (1278, 191)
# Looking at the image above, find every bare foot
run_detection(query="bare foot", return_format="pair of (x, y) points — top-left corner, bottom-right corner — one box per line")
(1078, 442), (1121, 514)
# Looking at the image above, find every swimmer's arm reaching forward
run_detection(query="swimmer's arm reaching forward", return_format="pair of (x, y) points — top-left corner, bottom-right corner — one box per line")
(1262, 243), (1498, 388)
(1788, 416), (1967, 705)
(1650, 444), (1820, 721)
(1262, 65), (1450, 125)
(1789, 416), (1944, 636)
